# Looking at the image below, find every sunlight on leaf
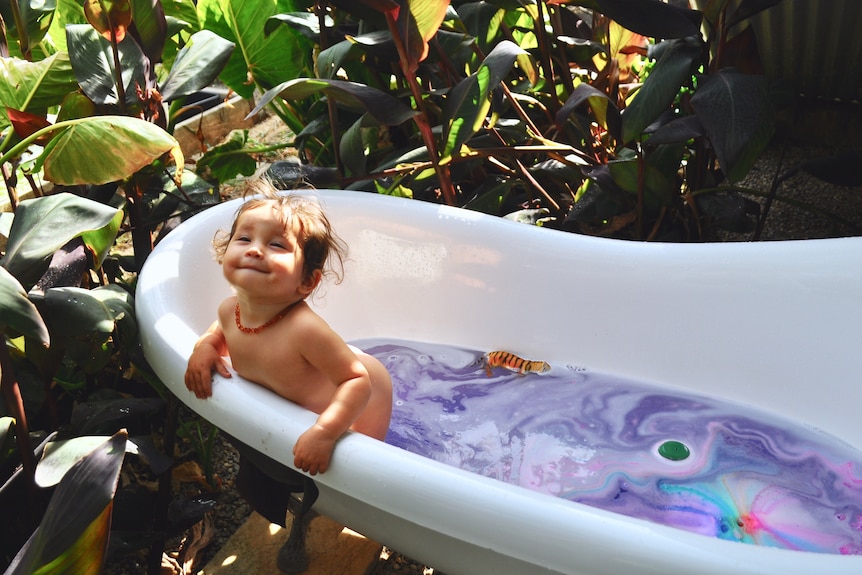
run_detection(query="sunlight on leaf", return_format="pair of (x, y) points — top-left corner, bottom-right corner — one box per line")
(40, 116), (181, 185)
(5, 432), (127, 575)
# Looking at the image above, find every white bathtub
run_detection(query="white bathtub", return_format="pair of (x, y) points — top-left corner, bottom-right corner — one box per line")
(136, 189), (862, 575)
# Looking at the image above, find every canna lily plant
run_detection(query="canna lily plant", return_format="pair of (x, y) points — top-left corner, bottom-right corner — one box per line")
(249, 0), (784, 241)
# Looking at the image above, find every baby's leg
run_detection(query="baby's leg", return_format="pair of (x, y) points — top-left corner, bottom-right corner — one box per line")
(348, 346), (392, 440)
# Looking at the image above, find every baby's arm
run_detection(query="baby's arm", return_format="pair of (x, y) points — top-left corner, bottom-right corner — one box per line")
(184, 320), (231, 399)
(292, 316), (372, 475)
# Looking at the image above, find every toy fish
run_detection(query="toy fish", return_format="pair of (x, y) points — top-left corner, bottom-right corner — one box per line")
(484, 350), (551, 377)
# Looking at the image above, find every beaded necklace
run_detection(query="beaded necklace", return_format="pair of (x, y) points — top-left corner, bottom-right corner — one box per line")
(234, 300), (300, 334)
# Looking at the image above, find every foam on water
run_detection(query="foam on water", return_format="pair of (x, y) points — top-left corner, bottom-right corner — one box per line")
(359, 338), (862, 554)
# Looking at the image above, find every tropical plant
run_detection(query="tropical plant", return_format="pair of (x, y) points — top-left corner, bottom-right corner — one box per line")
(0, 0), (253, 571)
(239, 0), (788, 240)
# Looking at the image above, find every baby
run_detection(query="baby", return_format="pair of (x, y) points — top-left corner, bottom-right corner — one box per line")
(184, 181), (392, 475)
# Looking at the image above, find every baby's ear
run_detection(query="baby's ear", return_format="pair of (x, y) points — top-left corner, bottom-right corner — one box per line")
(299, 269), (323, 295)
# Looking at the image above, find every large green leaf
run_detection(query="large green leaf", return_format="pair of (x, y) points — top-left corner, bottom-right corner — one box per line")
(691, 69), (774, 183)
(0, 266), (49, 344)
(5, 431), (127, 575)
(197, 0), (311, 98)
(65, 24), (148, 106)
(621, 37), (701, 144)
(251, 78), (418, 126)
(36, 116), (182, 185)
(0, 52), (78, 131)
(442, 40), (525, 161)
(159, 29), (235, 102)
(1, 193), (122, 290)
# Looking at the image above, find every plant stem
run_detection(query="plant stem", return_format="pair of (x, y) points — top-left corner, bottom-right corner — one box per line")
(0, 344), (37, 487)
(385, 11), (456, 205)
(315, 1), (344, 176)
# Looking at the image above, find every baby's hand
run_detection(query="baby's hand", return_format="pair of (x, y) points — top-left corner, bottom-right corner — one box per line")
(292, 424), (339, 475)
(184, 343), (231, 399)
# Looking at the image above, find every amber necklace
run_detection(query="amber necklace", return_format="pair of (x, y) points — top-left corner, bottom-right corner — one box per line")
(234, 300), (300, 334)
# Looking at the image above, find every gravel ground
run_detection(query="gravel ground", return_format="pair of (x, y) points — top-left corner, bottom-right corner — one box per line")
(103, 115), (861, 575)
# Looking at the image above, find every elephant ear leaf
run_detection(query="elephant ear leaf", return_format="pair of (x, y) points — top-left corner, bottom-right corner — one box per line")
(0, 267), (49, 345)
(1, 193), (123, 291)
(4, 431), (127, 575)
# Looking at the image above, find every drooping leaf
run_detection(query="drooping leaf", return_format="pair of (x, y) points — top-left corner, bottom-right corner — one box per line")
(159, 30), (235, 102)
(442, 40), (525, 161)
(1, 193), (123, 290)
(691, 69), (774, 183)
(197, 0), (311, 98)
(251, 78), (418, 126)
(65, 24), (148, 106)
(37, 116), (182, 185)
(83, 0), (133, 42)
(5, 431), (127, 575)
(594, 0), (702, 39)
(0, 52), (78, 131)
(555, 82), (621, 141)
(0, 267), (49, 344)
(621, 36), (701, 144)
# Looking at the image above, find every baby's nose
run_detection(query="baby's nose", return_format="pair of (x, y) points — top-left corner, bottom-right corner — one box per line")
(245, 244), (263, 257)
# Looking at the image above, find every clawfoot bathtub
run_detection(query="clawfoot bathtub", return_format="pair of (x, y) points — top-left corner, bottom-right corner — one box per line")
(137, 190), (862, 575)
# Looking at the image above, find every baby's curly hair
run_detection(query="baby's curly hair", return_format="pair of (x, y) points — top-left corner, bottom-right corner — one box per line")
(213, 179), (346, 287)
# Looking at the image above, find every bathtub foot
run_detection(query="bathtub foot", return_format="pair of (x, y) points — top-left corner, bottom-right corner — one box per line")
(276, 481), (319, 573)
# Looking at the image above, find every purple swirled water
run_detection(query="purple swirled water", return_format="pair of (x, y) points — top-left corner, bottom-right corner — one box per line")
(359, 338), (862, 554)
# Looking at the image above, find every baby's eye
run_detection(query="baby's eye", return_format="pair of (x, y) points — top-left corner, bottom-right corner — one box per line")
(270, 241), (286, 249)
(234, 235), (250, 243)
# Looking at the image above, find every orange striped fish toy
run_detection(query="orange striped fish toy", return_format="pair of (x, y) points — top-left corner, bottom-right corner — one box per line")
(484, 350), (551, 377)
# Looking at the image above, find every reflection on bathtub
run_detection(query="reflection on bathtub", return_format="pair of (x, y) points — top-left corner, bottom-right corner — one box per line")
(363, 338), (862, 555)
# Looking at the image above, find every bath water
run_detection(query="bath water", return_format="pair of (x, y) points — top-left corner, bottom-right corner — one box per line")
(358, 338), (862, 555)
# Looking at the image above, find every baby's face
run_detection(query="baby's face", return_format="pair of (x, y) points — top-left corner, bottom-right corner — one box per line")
(222, 205), (313, 300)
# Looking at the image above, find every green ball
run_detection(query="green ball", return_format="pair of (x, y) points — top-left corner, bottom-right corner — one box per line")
(658, 440), (690, 461)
